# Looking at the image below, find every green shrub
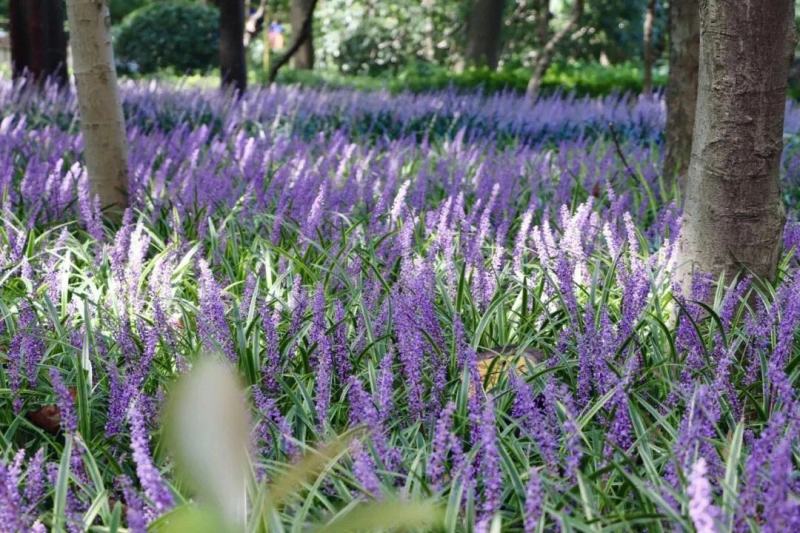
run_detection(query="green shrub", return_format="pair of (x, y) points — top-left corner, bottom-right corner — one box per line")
(115, 2), (219, 75)
(275, 62), (666, 97)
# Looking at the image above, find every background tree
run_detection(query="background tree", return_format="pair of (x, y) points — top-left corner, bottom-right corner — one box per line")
(641, 0), (656, 94)
(465, 0), (506, 70)
(290, 0), (315, 69)
(65, 0), (129, 210)
(526, 0), (584, 101)
(217, 0), (247, 92)
(662, 0), (698, 189)
(8, 0), (68, 85)
(269, 0), (318, 82)
(675, 0), (795, 285)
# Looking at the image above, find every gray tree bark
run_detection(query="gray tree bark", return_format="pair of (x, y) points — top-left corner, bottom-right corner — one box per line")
(465, 0), (506, 70)
(290, 0), (315, 69)
(674, 0), (795, 286)
(65, 0), (129, 211)
(9, 0), (68, 86)
(663, 0), (699, 190)
(641, 0), (656, 95)
(218, 0), (247, 93)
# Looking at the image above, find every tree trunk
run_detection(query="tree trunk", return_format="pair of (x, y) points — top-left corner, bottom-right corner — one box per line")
(65, 0), (129, 212)
(674, 0), (795, 286)
(465, 0), (506, 70)
(535, 0), (550, 46)
(641, 0), (656, 95)
(269, 0), (319, 83)
(663, 0), (699, 190)
(290, 0), (315, 69)
(8, 0), (68, 86)
(219, 0), (247, 93)
(526, 0), (583, 102)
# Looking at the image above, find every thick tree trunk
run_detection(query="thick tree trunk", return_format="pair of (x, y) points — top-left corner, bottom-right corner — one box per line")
(65, 0), (129, 212)
(663, 0), (699, 190)
(9, 0), (68, 86)
(526, 0), (583, 102)
(465, 0), (506, 70)
(219, 0), (247, 93)
(290, 0), (315, 69)
(641, 0), (656, 95)
(674, 0), (794, 286)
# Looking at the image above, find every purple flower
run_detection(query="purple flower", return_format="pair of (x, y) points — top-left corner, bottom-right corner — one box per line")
(49, 368), (77, 434)
(523, 469), (543, 533)
(376, 350), (394, 424)
(105, 363), (130, 437)
(0, 450), (25, 531)
(23, 449), (45, 516)
(119, 476), (148, 533)
(351, 440), (382, 499)
(128, 400), (174, 518)
(687, 458), (718, 533)
(197, 259), (236, 362)
(427, 401), (456, 491)
(476, 397), (502, 530)
(260, 303), (281, 395)
(311, 287), (333, 428)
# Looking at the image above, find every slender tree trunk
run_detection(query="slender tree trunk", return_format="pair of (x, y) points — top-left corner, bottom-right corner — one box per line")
(290, 0), (315, 69)
(218, 0), (247, 93)
(663, 0), (699, 190)
(65, 0), (128, 211)
(642, 0), (656, 95)
(526, 0), (583, 102)
(269, 0), (318, 82)
(465, 0), (506, 70)
(674, 0), (795, 286)
(535, 0), (550, 46)
(9, 0), (68, 86)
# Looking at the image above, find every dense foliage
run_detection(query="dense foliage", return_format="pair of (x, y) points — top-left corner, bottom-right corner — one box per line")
(1, 80), (800, 531)
(114, 2), (219, 75)
(277, 62), (666, 97)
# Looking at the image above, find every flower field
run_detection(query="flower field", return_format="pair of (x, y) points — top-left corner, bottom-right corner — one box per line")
(2, 81), (800, 531)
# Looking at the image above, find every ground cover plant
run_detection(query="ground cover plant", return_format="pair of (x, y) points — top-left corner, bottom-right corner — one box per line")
(1, 79), (800, 531)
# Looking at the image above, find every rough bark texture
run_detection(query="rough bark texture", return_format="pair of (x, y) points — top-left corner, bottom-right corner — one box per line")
(675, 0), (795, 286)
(465, 0), (506, 70)
(290, 0), (315, 69)
(65, 0), (129, 211)
(641, 0), (656, 95)
(269, 0), (319, 83)
(219, 0), (247, 93)
(9, 0), (68, 86)
(663, 0), (699, 190)
(526, 0), (583, 102)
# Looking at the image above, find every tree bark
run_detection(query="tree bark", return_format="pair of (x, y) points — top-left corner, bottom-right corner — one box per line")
(526, 0), (583, 102)
(218, 0), (247, 93)
(535, 0), (550, 46)
(269, 0), (318, 83)
(290, 0), (315, 69)
(663, 0), (699, 190)
(9, 0), (68, 86)
(65, 0), (129, 212)
(641, 0), (656, 95)
(674, 0), (795, 286)
(465, 0), (506, 70)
